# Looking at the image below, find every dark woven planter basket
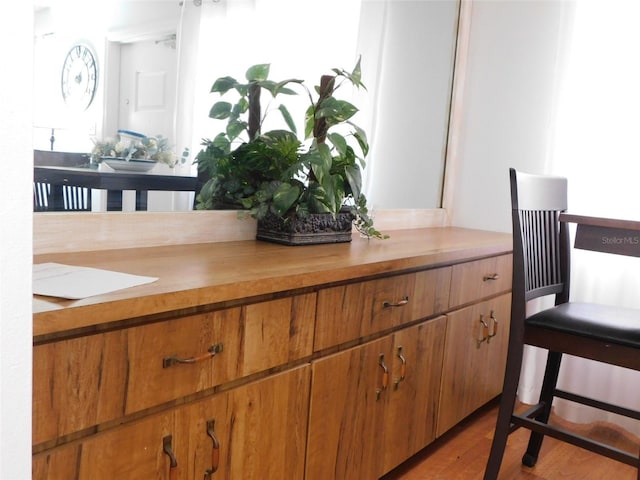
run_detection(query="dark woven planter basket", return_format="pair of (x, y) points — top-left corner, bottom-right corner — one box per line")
(256, 210), (354, 246)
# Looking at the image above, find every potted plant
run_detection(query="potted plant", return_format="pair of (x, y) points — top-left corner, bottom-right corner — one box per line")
(195, 59), (385, 244)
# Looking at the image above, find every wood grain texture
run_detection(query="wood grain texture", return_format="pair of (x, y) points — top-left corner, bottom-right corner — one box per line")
(33, 295), (315, 449)
(437, 294), (511, 437)
(382, 317), (447, 474)
(181, 366), (310, 480)
(448, 254), (512, 309)
(33, 366), (310, 480)
(33, 227), (512, 341)
(306, 336), (392, 480)
(314, 267), (452, 351)
(33, 329), (130, 446)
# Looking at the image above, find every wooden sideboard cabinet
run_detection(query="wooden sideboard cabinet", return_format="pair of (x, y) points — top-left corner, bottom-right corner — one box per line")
(437, 254), (513, 436)
(32, 227), (512, 480)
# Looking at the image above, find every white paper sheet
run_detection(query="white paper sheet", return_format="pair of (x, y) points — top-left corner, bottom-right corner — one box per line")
(33, 263), (158, 300)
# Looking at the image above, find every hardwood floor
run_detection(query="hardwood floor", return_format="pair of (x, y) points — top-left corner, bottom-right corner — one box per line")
(382, 400), (639, 480)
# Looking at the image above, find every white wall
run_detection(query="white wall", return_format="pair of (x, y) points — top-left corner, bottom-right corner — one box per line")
(449, 0), (573, 233)
(0, 1), (33, 478)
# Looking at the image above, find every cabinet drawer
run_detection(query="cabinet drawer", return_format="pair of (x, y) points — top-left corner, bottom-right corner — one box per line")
(33, 293), (315, 447)
(314, 268), (450, 351)
(448, 254), (512, 308)
(126, 293), (315, 412)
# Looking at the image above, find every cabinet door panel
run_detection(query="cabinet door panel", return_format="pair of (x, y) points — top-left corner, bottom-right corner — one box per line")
(382, 316), (446, 474)
(306, 336), (392, 480)
(183, 366), (310, 480)
(437, 293), (511, 436)
(33, 409), (179, 480)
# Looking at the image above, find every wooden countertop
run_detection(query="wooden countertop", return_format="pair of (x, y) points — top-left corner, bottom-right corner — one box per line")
(33, 227), (512, 342)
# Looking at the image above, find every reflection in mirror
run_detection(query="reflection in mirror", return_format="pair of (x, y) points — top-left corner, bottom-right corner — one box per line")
(33, 0), (459, 213)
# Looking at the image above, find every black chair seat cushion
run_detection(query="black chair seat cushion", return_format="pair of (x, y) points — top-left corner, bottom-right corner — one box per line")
(527, 302), (640, 349)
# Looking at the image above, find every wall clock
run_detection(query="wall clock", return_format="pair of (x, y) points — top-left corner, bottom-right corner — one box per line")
(61, 44), (98, 111)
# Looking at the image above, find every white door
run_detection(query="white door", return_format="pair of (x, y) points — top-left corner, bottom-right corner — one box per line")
(118, 39), (177, 140)
(117, 39), (182, 211)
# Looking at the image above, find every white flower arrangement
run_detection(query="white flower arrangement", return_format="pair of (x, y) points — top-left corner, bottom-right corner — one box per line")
(91, 133), (188, 168)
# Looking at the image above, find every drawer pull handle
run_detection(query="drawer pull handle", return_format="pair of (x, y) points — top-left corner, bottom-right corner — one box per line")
(204, 419), (220, 478)
(383, 296), (409, 308)
(376, 353), (389, 400)
(477, 315), (489, 347)
(483, 273), (500, 281)
(394, 345), (407, 390)
(162, 342), (224, 369)
(163, 435), (178, 480)
(488, 310), (498, 341)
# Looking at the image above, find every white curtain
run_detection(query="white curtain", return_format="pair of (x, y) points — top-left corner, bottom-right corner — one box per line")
(519, 0), (640, 435)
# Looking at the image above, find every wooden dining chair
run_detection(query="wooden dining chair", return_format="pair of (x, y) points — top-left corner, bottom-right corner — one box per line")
(33, 182), (91, 212)
(33, 150), (92, 211)
(484, 168), (640, 479)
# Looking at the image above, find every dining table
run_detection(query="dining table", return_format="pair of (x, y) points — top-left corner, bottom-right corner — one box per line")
(34, 164), (199, 211)
(560, 213), (640, 258)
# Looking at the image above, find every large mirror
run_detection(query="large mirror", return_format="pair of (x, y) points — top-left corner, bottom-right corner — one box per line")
(33, 0), (460, 213)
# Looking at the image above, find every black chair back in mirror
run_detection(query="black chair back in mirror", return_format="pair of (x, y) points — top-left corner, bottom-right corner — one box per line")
(484, 168), (640, 479)
(33, 150), (92, 212)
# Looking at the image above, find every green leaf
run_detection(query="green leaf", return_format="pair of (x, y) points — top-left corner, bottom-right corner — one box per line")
(235, 84), (249, 96)
(209, 101), (232, 119)
(350, 122), (369, 157)
(274, 79), (304, 95)
(246, 64), (270, 82)
(226, 119), (247, 141)
(211, 133), (231, 151)
(232, 98), (249, 118)
(331, 57), (366, 90)
(278, 105), (297, 135)
(345, 164), (362, 199)
(272, 183), (301, 216)
(350, 56), (363, 86)
(306, 183), (334, 213)
(316, 98), (358, 125)
(327, 132), (347, 157)
(211, 76), (237, 94)
(304, 105), (315, 139)
(257, 80), (278, 96)
(309, 142), (332, 184)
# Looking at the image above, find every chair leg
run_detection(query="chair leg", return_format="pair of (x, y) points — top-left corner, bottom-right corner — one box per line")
(522, 350), (563, 467)
(483, 339), (525, 480)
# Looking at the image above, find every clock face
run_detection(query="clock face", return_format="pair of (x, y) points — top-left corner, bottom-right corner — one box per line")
(61, 44), (98, 111)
